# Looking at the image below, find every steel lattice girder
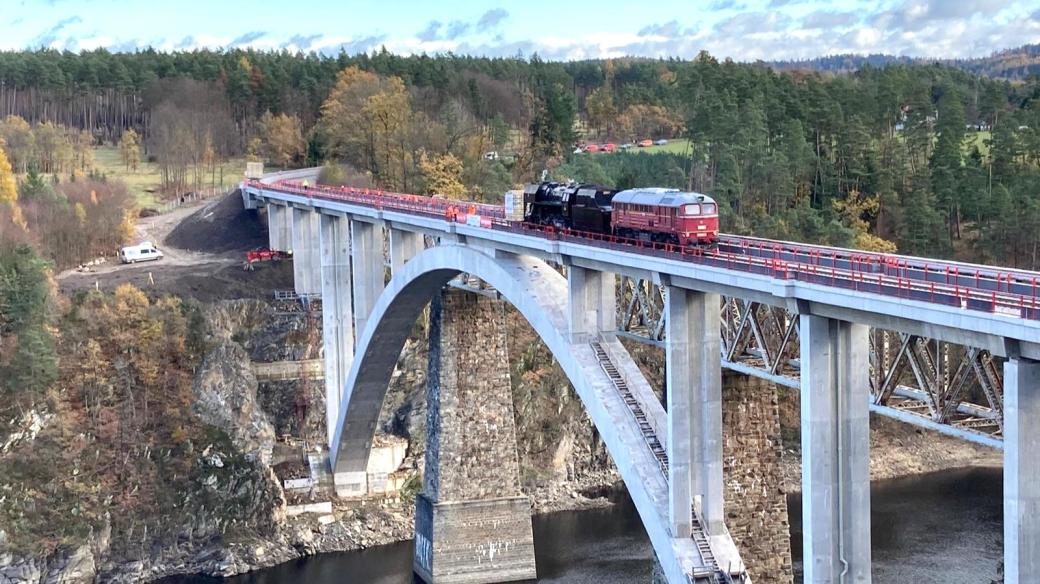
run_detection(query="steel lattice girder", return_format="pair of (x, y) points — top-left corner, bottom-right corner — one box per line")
(615, 287), (1005, 446)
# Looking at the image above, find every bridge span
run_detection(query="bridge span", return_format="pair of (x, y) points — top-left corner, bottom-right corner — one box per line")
(242, 171), (1039, 584)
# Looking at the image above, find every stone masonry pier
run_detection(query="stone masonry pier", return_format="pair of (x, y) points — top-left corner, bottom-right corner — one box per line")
(414, 288), (537, 584)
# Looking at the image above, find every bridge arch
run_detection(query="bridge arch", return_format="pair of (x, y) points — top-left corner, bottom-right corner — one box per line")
(329, 243), (696, 582)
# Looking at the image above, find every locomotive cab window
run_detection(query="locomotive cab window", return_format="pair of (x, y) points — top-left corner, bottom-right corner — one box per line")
(702, 202), (717, 214)
(682, 204), (701, 216)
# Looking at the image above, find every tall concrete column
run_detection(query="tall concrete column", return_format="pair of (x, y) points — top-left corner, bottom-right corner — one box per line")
(415, 289), (536, 584)
(800, 315), (871, 584)
(666, 287), (724, 536)
(319, 214), (353, 449)
(351, 219), (385, 337)
(291, 207), (321, 296)
(267, 203), (291, 251)
(1004, 357), (1040, 584)
(390, 228), (424, 274)
(567, 266), (616, 342)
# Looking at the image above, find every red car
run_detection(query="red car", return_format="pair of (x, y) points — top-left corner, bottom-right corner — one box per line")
(611, 188), (719, 245)
(602, 143), (617, 153)
(585, 144), (600, 153)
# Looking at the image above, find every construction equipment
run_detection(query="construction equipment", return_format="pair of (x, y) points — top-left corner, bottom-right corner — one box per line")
(244, 248), (292, 271)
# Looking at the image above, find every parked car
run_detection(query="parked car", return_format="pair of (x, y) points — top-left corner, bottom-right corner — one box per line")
(483, 151), (499, 161)
(602, 143), (617, 153)
(654, 139), (669, 146)
(638, 139), (653, 147)
(619, 143), (634, 150)
(585, 144), (600, 153)
(119, 241), (164, 264)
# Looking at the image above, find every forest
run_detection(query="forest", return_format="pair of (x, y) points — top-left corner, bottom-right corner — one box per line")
(1, 47), (1040, 270)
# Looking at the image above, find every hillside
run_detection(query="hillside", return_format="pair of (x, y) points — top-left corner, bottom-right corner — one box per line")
(768, 44), (1040, 79)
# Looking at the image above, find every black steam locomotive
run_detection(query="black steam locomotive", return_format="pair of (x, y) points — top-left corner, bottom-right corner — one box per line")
(522, 182), (618, 232)
(521, 181), (722, 244)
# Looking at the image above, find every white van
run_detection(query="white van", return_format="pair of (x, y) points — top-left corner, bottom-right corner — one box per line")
(119, 241), (164, 264)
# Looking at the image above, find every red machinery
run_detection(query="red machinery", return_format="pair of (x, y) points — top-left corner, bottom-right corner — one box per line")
(244, 248), (292, 271)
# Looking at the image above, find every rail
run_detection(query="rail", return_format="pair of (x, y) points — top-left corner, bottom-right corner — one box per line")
(244, 179), (1040, 322)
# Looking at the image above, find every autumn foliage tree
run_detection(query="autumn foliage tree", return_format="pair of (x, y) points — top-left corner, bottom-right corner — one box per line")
(0, 144), (26, 230)
(118, 128), (141, 171)
(419, 151), (466, 199)
(258, 112), (305, 169)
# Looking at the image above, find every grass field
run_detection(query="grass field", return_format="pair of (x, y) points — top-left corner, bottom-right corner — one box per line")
(965, 130), (990, 157)
(92, 147), (249, 209)
(578, 138), (692, 157)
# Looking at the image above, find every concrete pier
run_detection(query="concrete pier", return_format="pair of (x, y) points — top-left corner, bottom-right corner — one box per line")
(415, 288), (536, 584)
(800, 315), (871, 583)
(1004, 357), (1040, 584)
(291, 207), (321, 295)
(567, 265), (616, 342)
(390, 228), (424, 274)
(267, 203), (291, 251)
(666, 287), (724, 535)
(350, 219), (385, 336)
(319, 213), (353, 448)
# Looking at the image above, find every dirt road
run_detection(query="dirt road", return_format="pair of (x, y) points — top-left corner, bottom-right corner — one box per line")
(57, 195), (294, 302)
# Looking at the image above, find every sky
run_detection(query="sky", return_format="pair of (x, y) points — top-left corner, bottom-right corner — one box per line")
(2, 0), (1040, 61)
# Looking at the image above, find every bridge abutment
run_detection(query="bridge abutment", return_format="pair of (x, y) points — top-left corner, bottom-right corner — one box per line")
(415, 288), (536, 584)
(1004, 357), (1040, 584)
(800, 315), (871, 584)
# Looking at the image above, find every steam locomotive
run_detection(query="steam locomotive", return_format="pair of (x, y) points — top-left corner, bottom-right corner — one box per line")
(522, 182), (719, 245)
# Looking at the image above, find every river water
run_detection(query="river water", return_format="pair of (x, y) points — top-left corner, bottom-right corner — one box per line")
(164, 466), (1002, 584)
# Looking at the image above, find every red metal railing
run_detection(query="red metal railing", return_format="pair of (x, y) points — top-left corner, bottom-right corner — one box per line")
(246, 179), (1040, 322)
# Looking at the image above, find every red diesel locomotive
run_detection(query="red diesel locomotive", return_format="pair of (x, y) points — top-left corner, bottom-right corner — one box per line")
(523, 183), (720, 245)
(611, 188), (719, 245)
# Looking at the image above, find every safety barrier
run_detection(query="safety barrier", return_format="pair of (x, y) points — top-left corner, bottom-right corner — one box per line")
(246, 179), (1040, 322)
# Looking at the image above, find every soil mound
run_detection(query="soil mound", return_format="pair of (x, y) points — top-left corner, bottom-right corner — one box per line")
(167, 191), (268, 253)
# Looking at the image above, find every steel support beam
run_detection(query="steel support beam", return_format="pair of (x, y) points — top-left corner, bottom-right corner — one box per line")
(1004, 357), (1040, 584)
(351, 219), (385, 337)
(319, 214), (353, 449)
(567, 266), (616, 342)
(666, 287), (724, 536)
(800, 315), (871, 584)
(291, 207), (321, 296)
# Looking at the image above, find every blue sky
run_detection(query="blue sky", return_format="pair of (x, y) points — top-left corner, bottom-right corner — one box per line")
(2, 0), (1040, 60)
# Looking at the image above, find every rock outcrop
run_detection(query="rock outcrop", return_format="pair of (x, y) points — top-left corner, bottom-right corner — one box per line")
(193, 340), (276, 464)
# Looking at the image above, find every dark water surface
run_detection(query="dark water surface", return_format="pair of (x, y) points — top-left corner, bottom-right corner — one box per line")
(163, 466), (1001, 584)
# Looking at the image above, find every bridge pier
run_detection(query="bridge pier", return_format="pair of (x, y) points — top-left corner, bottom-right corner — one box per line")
(415, 288), (536, 584)
(390, 228), (424, 273)
(319, 213), (354, 449)
(800, 315), (871, 584)
(351, 219), (385, 336)
(267, 203), (291, 252)
(1004, 357), (1040, 584)
(665, 286), (724, 536)
(567, 266), (616, 342)
(291, 207), (321, 296)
